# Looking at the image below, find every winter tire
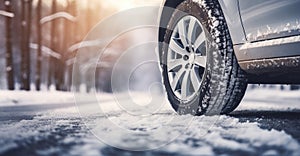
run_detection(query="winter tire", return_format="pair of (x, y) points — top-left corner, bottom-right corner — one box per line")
(161, 0), (248, 115)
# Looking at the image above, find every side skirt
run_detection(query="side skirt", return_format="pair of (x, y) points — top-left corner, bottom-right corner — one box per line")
(238, 56), (300, 84)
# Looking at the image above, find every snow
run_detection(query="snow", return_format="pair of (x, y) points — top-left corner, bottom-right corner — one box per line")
(0, 10), (14, 18)
(0, 90), (75, 106)
(246, 21), (300, 41)
(237, 88), (300, 111)
(0, 89), (118, 107)
(67, 39), (109, 53)
(6, 66), (12, 72)
(4, 1), (10, 6)
(0, 88), (300, 155)
(40, 12), (76, 24)
(30, 43), (61, 59)
(240, 35), (300, 50)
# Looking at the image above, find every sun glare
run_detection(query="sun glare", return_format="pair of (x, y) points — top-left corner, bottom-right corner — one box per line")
(49, 0), (162, 11)
(101, 0), (162, 10)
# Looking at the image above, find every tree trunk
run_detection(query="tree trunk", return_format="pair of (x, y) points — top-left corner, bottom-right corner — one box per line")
(5, 0), (15, 90)
(25, 0), (32, 90)
(20, 0), (26, 90)
(67, 0), (77, 91)
(60, 1), (71, 91)
(48, 0), (57, 89)
(55, 13), (65, 91)
(20, 0), (32, 91)
(35, 0), (42, 91)
(53, 0), (64, 91)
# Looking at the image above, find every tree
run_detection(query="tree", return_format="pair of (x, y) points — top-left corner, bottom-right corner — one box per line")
(48, 0), (57, 89)
(66, 0), (78, 91)
(35, 0), (42, 91)
(51, 0), (64, 91)
(20, 0), (26, 90)
(61, 0), (72, 91)
(20, 0), (32, 91)
(4, 0), (15, 90)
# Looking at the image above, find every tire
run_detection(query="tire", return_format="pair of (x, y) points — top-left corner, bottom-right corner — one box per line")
(161, 0), (248, 115)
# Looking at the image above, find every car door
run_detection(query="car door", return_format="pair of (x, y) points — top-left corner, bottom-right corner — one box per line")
(238, 0), (300, 42)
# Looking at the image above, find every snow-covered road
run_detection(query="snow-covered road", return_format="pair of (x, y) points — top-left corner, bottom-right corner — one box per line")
(0, 89), (300, 156)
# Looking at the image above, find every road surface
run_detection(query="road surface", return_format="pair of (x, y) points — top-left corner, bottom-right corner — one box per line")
(0, 89), (299, 156)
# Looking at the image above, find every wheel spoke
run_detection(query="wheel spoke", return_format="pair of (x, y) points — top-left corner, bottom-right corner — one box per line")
(177, 20), (188, 47)
(181, 71), (190, 99)
(187, 18), (197, 45)
(168, 59), (185, 71)
(194, 55), (207, 68)
(169, 39), (187, 56)
(171, 68), (185, 91)
(190, 69), (200, 91)
(194, 31), (205, 49)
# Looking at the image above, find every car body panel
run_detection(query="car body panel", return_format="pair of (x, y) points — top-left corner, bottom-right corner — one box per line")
(238, 0), (300, 42)
(235, 0), (300, 68)
(234, 35), (300, 61)
(237, 0), (300, 83)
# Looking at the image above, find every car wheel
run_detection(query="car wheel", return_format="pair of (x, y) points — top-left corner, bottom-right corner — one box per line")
(161, 0), (248, 115)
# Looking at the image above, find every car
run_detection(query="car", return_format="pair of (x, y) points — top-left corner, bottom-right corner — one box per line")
(158, 0), (300, 115)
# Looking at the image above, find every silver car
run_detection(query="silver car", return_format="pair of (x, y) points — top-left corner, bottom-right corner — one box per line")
(158, 0), (300, 115)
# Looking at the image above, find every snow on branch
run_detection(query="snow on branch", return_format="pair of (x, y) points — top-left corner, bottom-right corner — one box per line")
(30, 43), (61, 59)
(66, 58), (75, 66)
(68, 39), (107, 52)
(0, 10), (14, 18)
(40, 12), (76, 24)
(80, 58), (113, 73)
(66, 57), (112, 69)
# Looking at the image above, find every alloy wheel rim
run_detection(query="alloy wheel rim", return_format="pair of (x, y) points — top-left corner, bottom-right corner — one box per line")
(167, 15), (207, 101)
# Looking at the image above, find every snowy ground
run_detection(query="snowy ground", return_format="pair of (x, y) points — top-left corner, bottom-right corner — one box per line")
(0, 88), (300, 156)
(0, 90), (75, 106)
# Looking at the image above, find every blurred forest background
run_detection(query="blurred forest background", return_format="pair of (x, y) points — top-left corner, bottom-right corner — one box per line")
(0, 0), (298, 92)
(0, 0), (108, 91)
(0, 0), (162, 92)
